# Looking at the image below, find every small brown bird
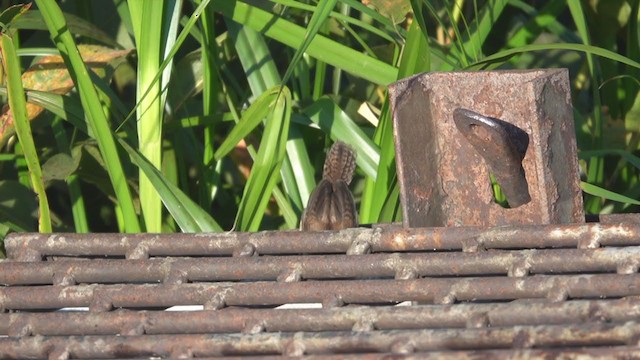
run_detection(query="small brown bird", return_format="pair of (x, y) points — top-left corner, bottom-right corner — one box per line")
(300, 141), (358, 231)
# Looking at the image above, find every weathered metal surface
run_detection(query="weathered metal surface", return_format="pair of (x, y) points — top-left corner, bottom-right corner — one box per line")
(1, 299), (638, 336)
(1, 323), (639, 358)
(3, 215), (640, 358)
(2, 274), (640, 311)
(5, 218), (640, 260)
(2, 247), (640, 286)
(389, 69), (584, 227)
(215, 348), (640, 360)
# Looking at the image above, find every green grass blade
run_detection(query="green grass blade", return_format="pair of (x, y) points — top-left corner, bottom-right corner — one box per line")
(580, 149), (640, 172)
(421, 0), (466, 68)
(360, 104), (395, 223)
(581, 181), (640, 206)
(119, 139), (223, 232)
(212, 0), (398, 85)
(226, 22), (310, 222)
(377, 174), (402, 223)
(409, 0), (429, 42)
(340, 0), (405, 37)
(34, 0), (140, 232)
(127, 0), (143, 44)
(286, 125), (315, 208)
(0, 87), (89, 135)
(200, 2), (222, 211)
(135, 0), (168, 232)
(624, 1), (640, 117)
(52, 118), (89, 233)
(0, 4), (30, 29)
(467, 43), (640, 70)
(1, 32), (51, 232)
(280, 0), (337, 86)
(235, 87), (292, 231)
(118, 0), (210, 130)
(507, 0), (576, 48)
(460, 0), (508, 59)
(271, 0), (399, 43)
(214, 87), (279, 160)
(240, 143), (300, 229)
(567, 0), (604, 213)
(226, 21), (280, 95)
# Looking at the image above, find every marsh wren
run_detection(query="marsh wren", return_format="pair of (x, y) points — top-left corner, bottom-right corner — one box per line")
(300, 141), (358, 231)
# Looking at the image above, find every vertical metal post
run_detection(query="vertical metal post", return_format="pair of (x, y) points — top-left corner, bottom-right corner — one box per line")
(389, 69), (584, 227)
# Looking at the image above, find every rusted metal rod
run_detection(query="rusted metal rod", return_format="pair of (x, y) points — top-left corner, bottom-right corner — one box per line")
(282, 348), (640, 360)
(1, 247), (639, 286)
(1, 299), (638, 337)
(5, 220), (640, 260)
(215, 348), (640, 360)
(2, 274), (640, 311)
(1, 323), (638, 358)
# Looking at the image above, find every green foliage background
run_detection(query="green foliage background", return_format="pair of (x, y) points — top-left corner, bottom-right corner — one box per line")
(1, 0), (640, 244)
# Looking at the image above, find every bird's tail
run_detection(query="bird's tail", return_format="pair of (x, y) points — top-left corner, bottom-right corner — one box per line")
(322, 141), (357, 184)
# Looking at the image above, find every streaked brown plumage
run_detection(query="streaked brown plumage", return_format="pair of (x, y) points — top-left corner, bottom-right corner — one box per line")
(300, 141), (358, 231)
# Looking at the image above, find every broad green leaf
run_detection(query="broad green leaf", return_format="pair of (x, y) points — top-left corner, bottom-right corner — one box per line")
(286, 125), (315, 208)
(365, 0), (412, 24)
(120, 0), (214, 230)
(0, 46), (132, 146)
(42, 153), (80, 182)
(226, 21), (280, 97)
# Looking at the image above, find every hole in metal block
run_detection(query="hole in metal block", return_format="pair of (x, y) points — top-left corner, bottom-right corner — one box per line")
(453, 108), (531, 208)
(489, 173), (510, 208)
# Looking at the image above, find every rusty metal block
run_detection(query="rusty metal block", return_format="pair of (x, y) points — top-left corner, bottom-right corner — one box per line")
(389, 69), (584, 227)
